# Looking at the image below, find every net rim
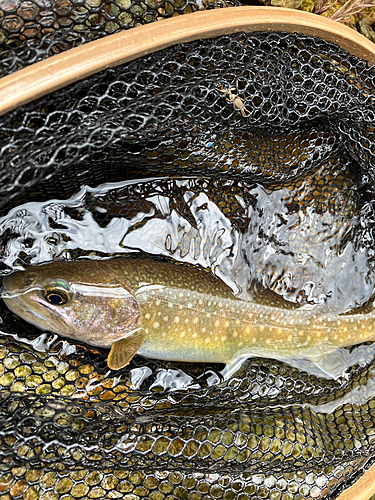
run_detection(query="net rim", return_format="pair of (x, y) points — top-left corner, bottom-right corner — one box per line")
(1, 6), (375, 499)
(0, 6), (375, 117)
(337, 460), (375, 500)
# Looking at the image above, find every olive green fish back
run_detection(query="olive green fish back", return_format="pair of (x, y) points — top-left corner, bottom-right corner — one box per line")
(1, 1), (375, 499)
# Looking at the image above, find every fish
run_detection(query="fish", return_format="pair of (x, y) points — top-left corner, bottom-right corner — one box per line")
(2, 258), (375, 379)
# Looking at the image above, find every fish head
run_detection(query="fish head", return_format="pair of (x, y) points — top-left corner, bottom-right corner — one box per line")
(2, 261), (140, 348)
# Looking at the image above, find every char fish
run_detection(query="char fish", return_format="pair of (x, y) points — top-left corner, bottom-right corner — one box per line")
(2, 258), (374, 378)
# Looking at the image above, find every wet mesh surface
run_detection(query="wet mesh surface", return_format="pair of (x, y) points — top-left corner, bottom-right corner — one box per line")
(0, 0), (241, 78)
(1, 1), (375, 499)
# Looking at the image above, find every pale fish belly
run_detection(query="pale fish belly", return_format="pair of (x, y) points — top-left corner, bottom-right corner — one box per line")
(134, 287), (332, 364)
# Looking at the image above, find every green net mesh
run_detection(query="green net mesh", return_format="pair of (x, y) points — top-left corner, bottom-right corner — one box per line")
(1, 1), (375, 499)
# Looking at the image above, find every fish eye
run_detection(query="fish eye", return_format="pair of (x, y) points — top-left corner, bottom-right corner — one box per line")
(44, 290), (70, 305)
(43, 280), (72, 306)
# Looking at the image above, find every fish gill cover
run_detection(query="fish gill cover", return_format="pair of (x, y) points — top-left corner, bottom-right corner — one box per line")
(1, 1), (375, 499)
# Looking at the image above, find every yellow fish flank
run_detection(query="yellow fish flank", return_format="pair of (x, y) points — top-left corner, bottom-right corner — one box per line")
(2, 258), (374, 377)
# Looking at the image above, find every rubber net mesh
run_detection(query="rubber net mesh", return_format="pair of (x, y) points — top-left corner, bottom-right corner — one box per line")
(1, 2), (375, 500)
(0, 0), (240, 78)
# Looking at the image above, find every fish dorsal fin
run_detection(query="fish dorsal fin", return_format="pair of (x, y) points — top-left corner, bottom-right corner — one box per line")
(107, 329), (147, 370)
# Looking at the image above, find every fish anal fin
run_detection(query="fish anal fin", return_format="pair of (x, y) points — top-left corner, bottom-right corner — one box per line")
(281, 349), (351, 380)
(108, 329), (147, 370)
(308, 349), (352, 380)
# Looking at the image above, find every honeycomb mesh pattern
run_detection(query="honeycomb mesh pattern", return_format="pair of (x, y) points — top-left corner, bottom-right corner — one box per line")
(0, 31), (374, 211)
(0, 0), (241, 78)
(1, 1), (375, 499)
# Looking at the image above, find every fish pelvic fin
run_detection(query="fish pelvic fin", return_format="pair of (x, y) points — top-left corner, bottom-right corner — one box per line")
(108, 329), (147, 370)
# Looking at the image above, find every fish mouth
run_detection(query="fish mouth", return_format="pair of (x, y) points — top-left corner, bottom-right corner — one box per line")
(2, 290), (43, 325)
(2, 273), (33, 298)
(1, 284), (44, 300)
(1, 278), (58, 333)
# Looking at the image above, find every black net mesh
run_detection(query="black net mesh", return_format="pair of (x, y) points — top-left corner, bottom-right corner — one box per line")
(0, 0), (241, 78)
(1, 2), (375, 499)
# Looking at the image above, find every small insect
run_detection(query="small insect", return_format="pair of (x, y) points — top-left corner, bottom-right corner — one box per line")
(216, 81), (252, 117)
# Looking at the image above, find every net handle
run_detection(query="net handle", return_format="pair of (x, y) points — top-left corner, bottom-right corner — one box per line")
(0, 6), (374, 116)
(337, 461), (375, 500)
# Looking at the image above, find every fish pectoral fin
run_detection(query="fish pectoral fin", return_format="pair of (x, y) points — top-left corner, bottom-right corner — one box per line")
(108, 329), (147, 370)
